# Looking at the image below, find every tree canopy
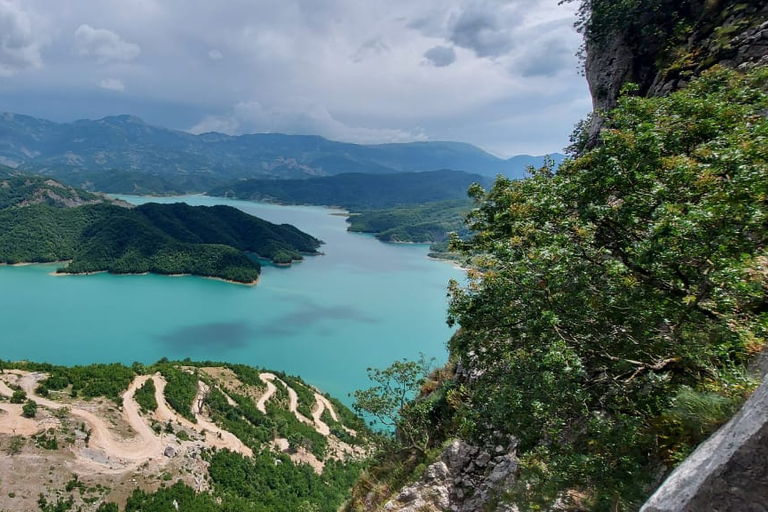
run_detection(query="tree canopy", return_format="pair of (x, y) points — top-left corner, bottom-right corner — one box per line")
(446, 66), (768, 509)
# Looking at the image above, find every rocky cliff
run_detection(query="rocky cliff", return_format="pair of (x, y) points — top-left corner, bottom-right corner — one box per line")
(382, 440), (519, 512)
(585, 0), (768, 141)
(585, 0), (768, 112)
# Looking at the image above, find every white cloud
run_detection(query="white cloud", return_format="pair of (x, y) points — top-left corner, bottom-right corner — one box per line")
(208, 49), (223, 61)
(0, 0), (46, 76)
(97, 77), (125, 91)
(74, 24), (140, 63)
(190, 100), (427, 145)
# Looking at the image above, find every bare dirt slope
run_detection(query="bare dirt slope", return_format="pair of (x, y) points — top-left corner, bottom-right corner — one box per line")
(0, 365), (366, 511)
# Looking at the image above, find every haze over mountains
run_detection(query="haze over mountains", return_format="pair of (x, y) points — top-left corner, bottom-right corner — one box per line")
(0, 112), (564, 194)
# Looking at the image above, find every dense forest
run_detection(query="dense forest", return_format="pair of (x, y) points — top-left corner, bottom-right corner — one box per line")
(0, 176), (322, 282)
(346, 199), (472, 248)
(209, 170), (491, 250)
(208, 170), (492, 210)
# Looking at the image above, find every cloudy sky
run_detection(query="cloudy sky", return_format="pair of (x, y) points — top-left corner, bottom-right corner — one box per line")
(0, 0), (591, 157)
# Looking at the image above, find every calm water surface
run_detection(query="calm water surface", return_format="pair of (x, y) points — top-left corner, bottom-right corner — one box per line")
(0, 195), (463, 403)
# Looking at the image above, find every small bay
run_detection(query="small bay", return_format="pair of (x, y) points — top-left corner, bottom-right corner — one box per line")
(0, 195), (463, 403)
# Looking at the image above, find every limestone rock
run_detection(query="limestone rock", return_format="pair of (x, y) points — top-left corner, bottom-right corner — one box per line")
(383, 439), (519, 512)
(641, 376), (768, 512)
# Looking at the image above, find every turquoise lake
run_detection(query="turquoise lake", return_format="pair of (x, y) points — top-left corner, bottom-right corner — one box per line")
(0, 195), (464, 404)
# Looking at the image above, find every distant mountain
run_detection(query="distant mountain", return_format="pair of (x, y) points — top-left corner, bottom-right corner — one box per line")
(0, 112), (564, 193)
(208, 170), (494, 210)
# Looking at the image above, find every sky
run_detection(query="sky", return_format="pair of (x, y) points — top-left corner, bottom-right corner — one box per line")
(0, 0), (592, 157)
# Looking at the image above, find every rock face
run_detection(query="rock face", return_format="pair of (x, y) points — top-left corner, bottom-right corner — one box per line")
(640, 376), (768, 512)
(585, 1), (768, 142)
(383, 440), (519, 512)
(586, 2), (768, 112)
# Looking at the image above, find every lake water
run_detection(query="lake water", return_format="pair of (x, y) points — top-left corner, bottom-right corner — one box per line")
(0, 195), (463, 404)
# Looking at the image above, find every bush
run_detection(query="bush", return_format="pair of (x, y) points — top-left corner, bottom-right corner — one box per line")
(22, 399), (38, 418)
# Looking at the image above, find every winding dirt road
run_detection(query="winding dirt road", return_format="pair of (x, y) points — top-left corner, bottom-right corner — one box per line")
(14, 372), (163, 463)
(256, 373), (278, 413)
(311, 393), (339, 437)
(192, 380), (253, 456)
(0, 371), (251, 468)
(1, 369), (358, 476)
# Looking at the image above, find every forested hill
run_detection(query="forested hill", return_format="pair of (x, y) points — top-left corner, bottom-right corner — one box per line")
(208, 170), (493, 210)
(0, 173), (112, 209)
(0, 112), (563, 193)
(0, 176), (321, 282)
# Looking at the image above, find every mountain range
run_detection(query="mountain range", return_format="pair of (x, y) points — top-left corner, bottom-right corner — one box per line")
(0, 112), (564, 193)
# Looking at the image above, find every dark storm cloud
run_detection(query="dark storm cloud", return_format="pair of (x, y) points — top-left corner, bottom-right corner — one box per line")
(448, 6), (514, 58)
(0, 0), (46, 76)
(2, 0), (589, 156)
(158, 321), (253, 351)
(423, 45), (456, 67)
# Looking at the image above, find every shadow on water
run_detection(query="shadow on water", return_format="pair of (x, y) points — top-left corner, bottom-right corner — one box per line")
(158, 321), (253, 352)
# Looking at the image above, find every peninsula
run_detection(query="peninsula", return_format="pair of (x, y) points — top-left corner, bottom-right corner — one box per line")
(0, 172), (322, 283)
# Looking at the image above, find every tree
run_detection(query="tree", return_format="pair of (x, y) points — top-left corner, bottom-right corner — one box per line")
(353, 357), (434, 454)
(22, 399), (38, 418)
(10, 388), (26, 404)
(447, 66), (768, 510)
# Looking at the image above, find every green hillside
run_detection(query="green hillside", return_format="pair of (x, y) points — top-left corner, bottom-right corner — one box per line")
(208, 170), (492, 210)
(347, 199), (472, 244)
(0, 177), (322, 282)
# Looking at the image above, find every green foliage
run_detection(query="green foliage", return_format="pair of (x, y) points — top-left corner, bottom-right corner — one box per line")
(156, 365), (199, 423)
(446, 66), (768, 509)
(4, 435), (24, 455)
(207, 450), (361, 512)
(115, 451), (363, 512)
(565, 0), (680, 45)
(10, 388), (26, 404)
(0, 187), (322, 279)
(324, 395), (368, 436)
(227, 364), (267, 392)
(22, 399), (38, 418)
(34, 430), (59, 450)
(0, 203), (103, 264)
(134, 378), (158, 414)
(0, 174), (100, 209)
(353, 357), (437, 455)
(277, 373), (317, 419)
(37, 494), (74, 512)
(347, 199), (473, 246)
(125, 481), (219, 512)
(209, 170), (492, 210)
(267, 401), (329, 460)
(203, 387), (274, 450)
(38, 363), (135, 403)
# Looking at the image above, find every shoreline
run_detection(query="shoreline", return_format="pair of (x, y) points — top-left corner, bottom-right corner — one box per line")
(37, 266), (259, 286)
(0, 260), (71, 267)
(52, 269), (260, 286)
